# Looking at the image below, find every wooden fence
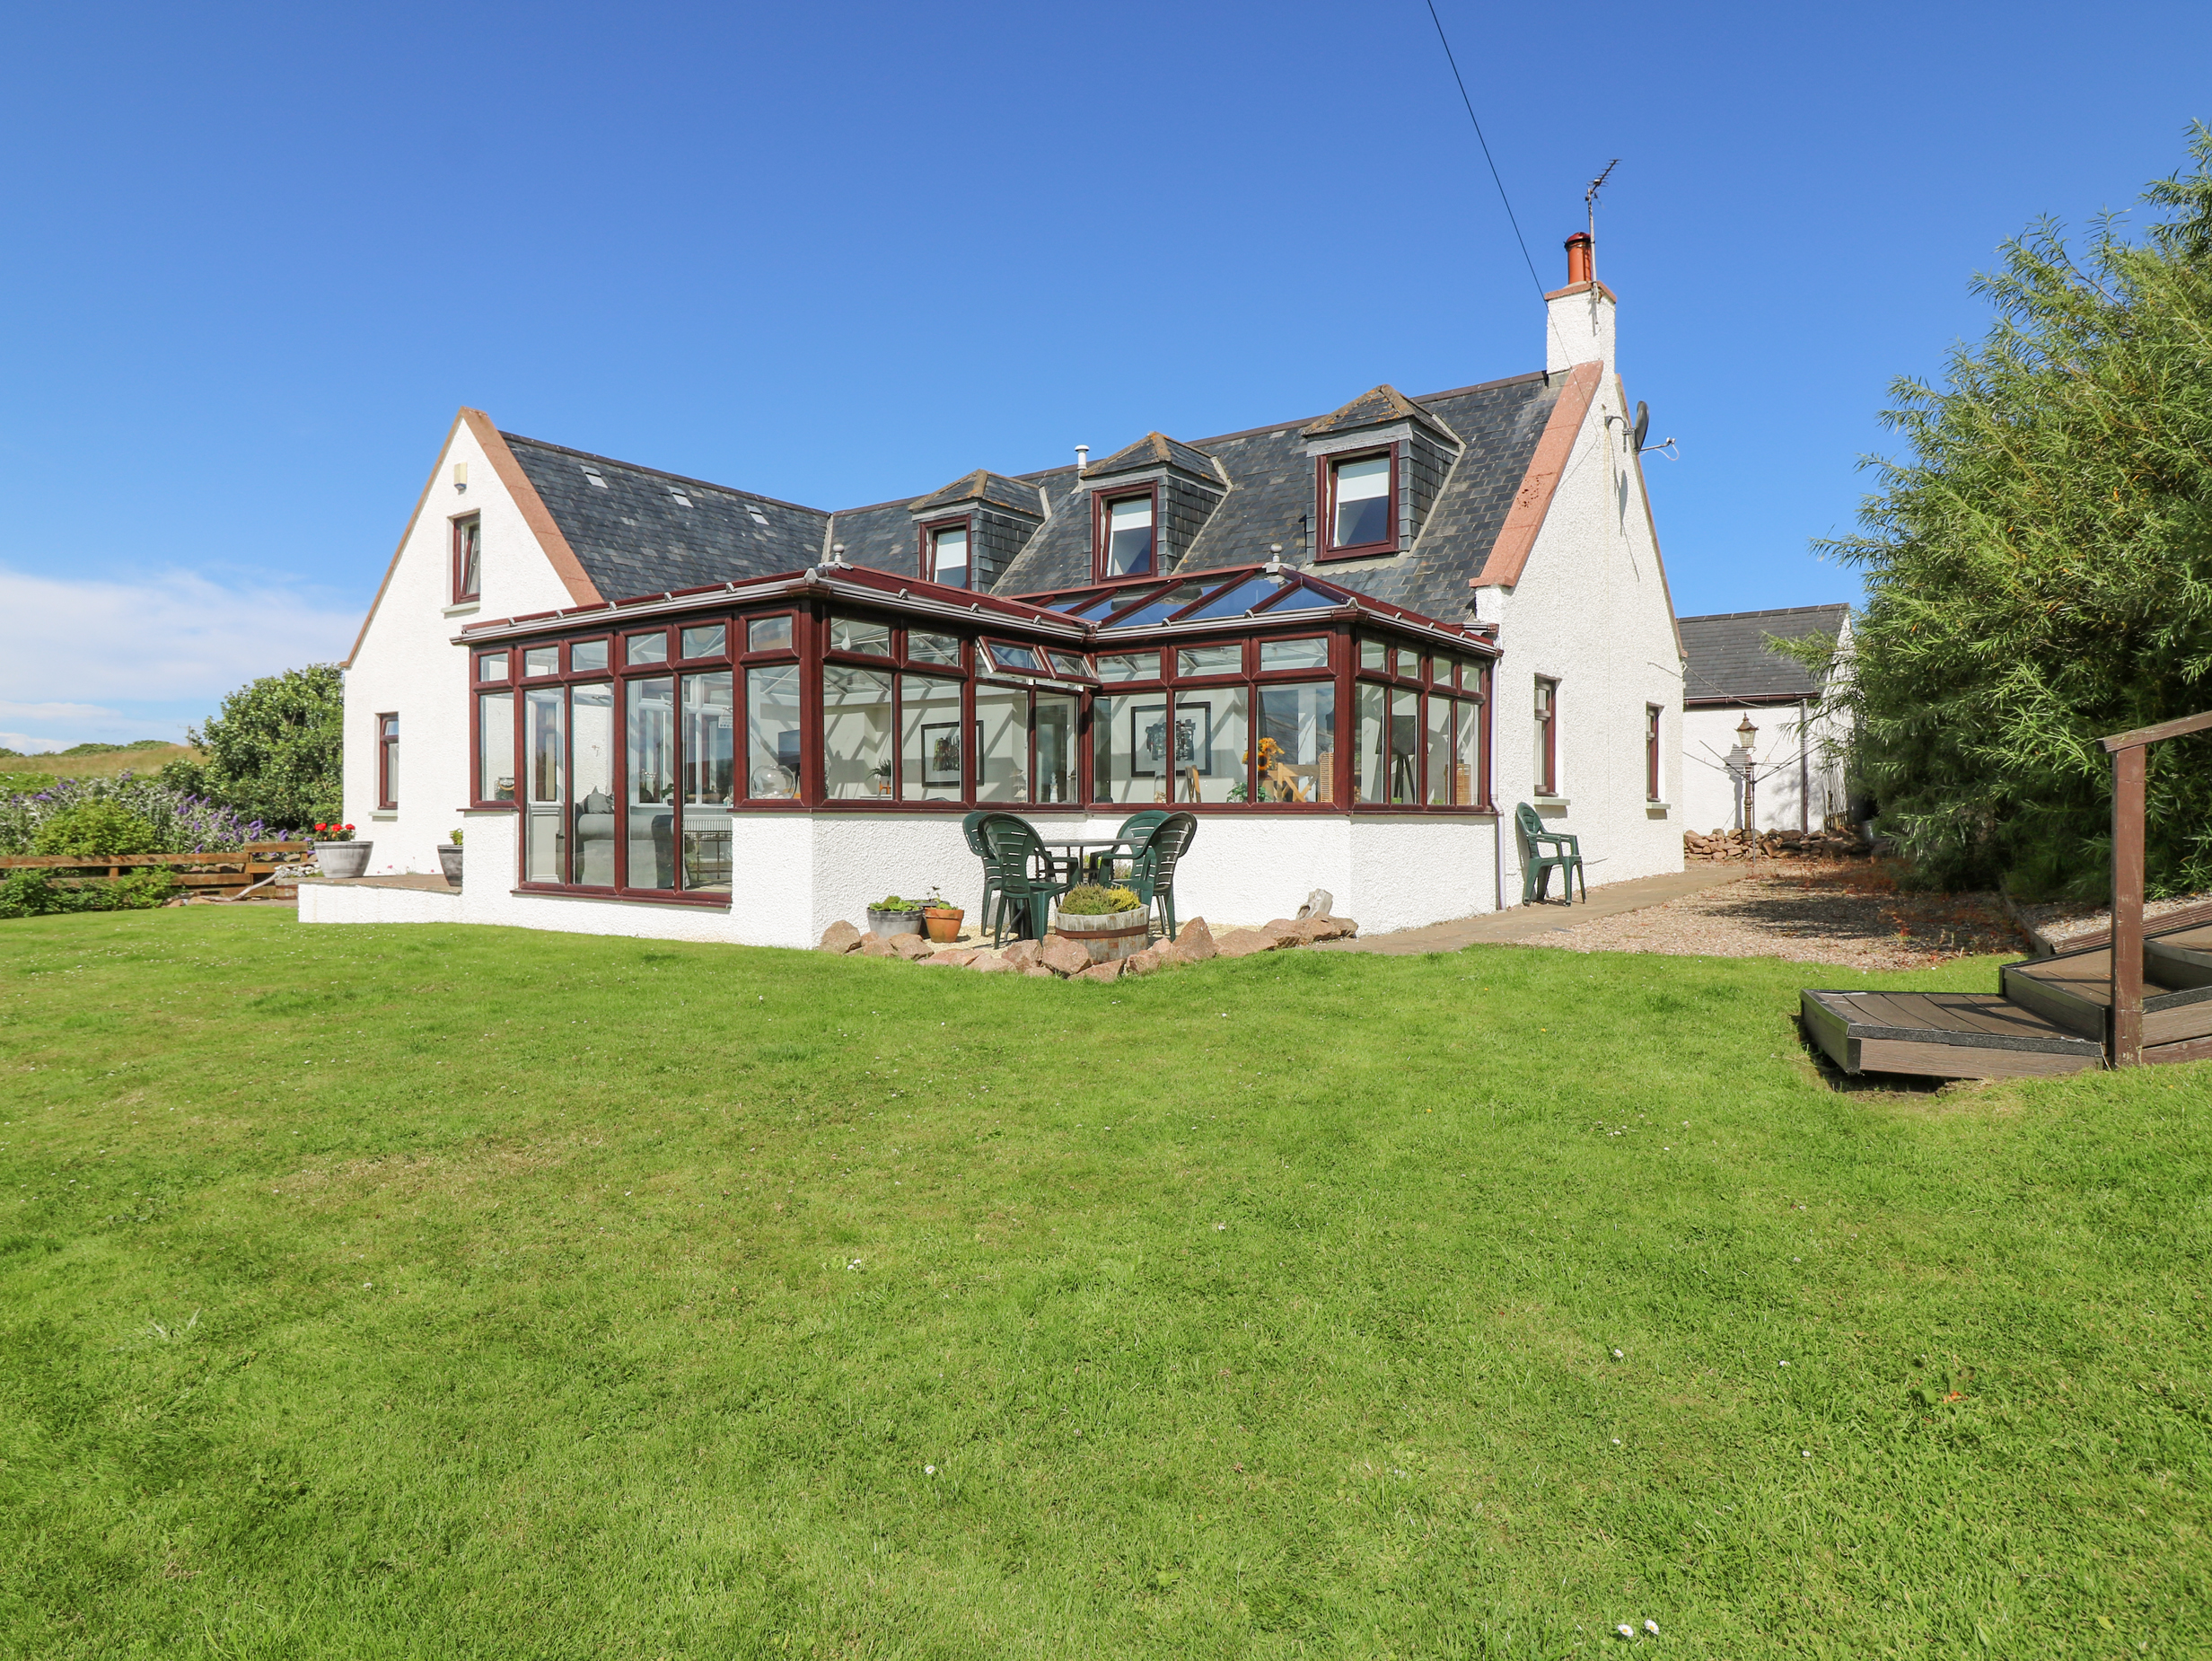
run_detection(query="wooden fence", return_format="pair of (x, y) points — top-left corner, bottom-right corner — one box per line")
(0, 841), (317, 901)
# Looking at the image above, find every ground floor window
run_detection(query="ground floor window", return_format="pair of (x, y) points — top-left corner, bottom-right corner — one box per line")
(1646, 704), (1663, 801)
(747, 665), (803, 798)
(900, 674), (964, 800)
(822, 665), (895, 798)
(478, 692), (514, 802)
(376, 713), (399, 809)
(1534, 677), (1558, 795)
(1256, 681), (1335, 802)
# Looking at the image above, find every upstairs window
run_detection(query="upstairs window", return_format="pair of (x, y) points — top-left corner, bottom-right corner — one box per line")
(926, 522), (971, 589)
(452, 515), (482, 602)
(1098, 491), (1155, 579)
(1322, 451), (1393, 557)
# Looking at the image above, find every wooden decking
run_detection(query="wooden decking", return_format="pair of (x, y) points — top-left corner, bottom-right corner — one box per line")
(1801, 917), (2212, 1080)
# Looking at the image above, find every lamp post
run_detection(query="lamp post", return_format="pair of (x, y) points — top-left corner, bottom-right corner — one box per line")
(1732, 715), (1760, 858)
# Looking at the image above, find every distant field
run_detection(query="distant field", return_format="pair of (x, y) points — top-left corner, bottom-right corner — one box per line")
(3, 909), (2208, 1657)
(0, 741), (198, 795)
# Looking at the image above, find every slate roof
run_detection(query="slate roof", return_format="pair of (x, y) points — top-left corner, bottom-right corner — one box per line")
(498, 369), (1567, 625)
(503, 434), (827, 602)
(1301, 382), (1459, 444)
(1678, 604), (1851, 704)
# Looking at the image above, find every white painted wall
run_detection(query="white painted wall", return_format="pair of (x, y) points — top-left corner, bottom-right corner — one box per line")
(1681, 700), (1853, 835)
(302, 807), (1505, 947)
(340, 418), (577, 877)
(1477, 291), (1684, 899)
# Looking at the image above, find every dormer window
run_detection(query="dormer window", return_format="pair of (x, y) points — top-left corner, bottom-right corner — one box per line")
(1097, 490), (1156, 579)
(1322, 451), (1395, 558)
(923, 520), (970, 588)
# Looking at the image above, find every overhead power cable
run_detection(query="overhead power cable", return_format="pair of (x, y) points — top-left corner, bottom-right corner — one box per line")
(1422, 0), (1548, 303)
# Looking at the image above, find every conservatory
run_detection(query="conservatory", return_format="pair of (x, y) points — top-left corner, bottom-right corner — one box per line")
(309, 559), (1509, 948)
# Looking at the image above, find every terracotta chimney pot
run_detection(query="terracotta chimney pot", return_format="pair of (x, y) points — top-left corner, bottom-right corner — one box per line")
(1565, 232), (1593, 287)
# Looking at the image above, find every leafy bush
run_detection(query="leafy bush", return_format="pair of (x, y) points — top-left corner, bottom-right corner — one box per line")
(185, 664), (343, 830)
(1058, 884), (1141, 915)
(32, 800), (159, 857)
(1812, 126), (2212, 897)
(0, 774), (277, 856)
(0, 869), (174, 919)
(867, 896), (926, 913)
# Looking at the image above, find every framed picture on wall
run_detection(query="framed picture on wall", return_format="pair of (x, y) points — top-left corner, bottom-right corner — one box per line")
(1130, 700), (1212, 777)
(920, 721), (963, 787)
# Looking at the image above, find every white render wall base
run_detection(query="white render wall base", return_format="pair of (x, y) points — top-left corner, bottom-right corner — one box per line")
(297, 809), (1505, 948)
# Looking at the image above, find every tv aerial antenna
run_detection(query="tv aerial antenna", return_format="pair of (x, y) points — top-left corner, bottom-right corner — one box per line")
(1585, 158), (1620, 242)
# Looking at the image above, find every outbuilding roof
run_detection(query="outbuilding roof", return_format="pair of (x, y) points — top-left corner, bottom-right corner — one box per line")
(1678, 604), (1852, 704)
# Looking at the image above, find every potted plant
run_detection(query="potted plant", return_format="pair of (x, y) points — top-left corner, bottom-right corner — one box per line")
(920, 886), (965, 944)
(865, 894), (927, 939)
(438, 828), (464, 886)
(1051, 884), (1151, 963)
(312, 822), (372, 881)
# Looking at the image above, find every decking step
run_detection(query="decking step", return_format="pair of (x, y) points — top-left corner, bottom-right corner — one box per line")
(2149, 935), (2212, 990)
(2002, 919), (2212, 1045)
(1800, 989), (2104, 1080)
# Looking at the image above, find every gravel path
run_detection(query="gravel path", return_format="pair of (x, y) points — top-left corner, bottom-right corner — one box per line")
(1535, 862), (2029, 971)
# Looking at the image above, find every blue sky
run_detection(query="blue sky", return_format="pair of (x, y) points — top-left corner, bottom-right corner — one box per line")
(2, 1), (2207, 750)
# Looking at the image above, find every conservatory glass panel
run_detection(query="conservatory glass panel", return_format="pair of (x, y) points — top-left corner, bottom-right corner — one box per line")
(478, 651), (508, 681)
(1259, 637), (1329, 672)
(625, 677), (677, 890)
(987, 641), (1041, 672)
(1261, 584), (1337, 614)
(1332, 453), (1391, 547)
(828, 616), (891, 657)
(1257, 681), (1335, 803)
(1456, 698), (1483, 805)
(1173, 686), (1248, 804)
(1096, 651), (1159, 683)
(1389, 689), (1419, 804)
(570, 684), (617, 885)
(680, 623), (727, 660)
(1359, 637), (1386, 672)
(572, 640), (610, 673)
(1035, 691), (1079, 804)
(1354, 684), (1387, 805)
(478, 691), (514, 802)
(1107, 584), (1206, 628)
(747, 615), (794, 654)
(626, 631), (668, 665)
(975, 683), (1030, 803)
(1092, 693), (1153, 804)
(1177, 643), (1242, 678)
(681, 672), (733, 892)
(745, 664), (803, 798)
(1184, 575), (1285, 621)
(524, 687), (564, 881)
(908, 631), (961, 666)
(1047, 650), (1090, 680)
(900, 674), (964, 801)
(1426, 694), (1453, 805)
(821, 665), (894, 799)
(524, 646), (559, 678)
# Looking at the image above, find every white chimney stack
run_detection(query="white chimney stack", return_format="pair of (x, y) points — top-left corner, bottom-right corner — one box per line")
(1074, 444), (1090, 474)
(1546, 230), (1616, 374)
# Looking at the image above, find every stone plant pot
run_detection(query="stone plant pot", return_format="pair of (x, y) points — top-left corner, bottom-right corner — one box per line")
(866, 906), (926, 940)
(437, 844), (464, 886)
(1050, 908), (1152, 964)
(922, 907), (964, 943)
(316, 840), (372, 880)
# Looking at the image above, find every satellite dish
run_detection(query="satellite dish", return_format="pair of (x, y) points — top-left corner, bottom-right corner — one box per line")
(1632, 400), (1650, 453)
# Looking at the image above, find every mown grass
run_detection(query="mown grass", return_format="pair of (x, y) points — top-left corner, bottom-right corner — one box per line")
(1, 909), (2207, 1658)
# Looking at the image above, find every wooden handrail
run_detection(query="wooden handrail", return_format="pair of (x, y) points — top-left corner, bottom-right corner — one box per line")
(2101, 708), (2212, 1066)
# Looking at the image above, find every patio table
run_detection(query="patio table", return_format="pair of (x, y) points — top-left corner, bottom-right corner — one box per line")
(1040, 838), (1139, 885)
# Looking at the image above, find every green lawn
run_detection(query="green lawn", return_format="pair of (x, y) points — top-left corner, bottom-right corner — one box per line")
(2, 910), (2207, 1658)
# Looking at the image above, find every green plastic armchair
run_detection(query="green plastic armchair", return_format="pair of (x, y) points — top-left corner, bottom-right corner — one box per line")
(976, 814), (1073, 946)
(1514, 802), (1585, 904)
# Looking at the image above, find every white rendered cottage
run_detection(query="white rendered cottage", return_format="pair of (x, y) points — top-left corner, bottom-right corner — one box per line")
(1677, 605), (1856, 835)
(316, 233), (1687, 946)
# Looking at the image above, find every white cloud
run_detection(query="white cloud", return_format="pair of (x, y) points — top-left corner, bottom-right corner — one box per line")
(0, 567), (359, 707)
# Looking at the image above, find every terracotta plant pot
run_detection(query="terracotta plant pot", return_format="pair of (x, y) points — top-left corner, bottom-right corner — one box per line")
(923, 907), (964, 943)
(1050, 907), (1152, 963)
(437, 844), (463, 886)
(316, 841), (372, 880)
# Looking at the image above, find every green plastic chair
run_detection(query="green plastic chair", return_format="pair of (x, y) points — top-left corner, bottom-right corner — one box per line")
(1514, 802), (1586, 904)
(1121, 811), (1198, 940)
(961, 810), (1005, 938)
(977, 814), (1073, 946)
(1102, 810), (1170, 883)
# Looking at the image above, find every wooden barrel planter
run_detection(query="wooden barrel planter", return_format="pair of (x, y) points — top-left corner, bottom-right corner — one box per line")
(1050, 909), (1152, 964)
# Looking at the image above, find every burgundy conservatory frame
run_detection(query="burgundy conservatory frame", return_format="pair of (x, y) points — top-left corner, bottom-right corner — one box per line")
(459, 561), (1498, 901)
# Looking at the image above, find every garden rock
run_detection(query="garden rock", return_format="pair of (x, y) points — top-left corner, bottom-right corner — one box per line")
(922, 948), (979, 968)
(1158, 918), (1217, 964)
(1213, 928), (1280, 959)
(1296, 888), (1334, 919)
(968, 954), (1016, 973)
(1023, 965), (1057, 979)
(1121, 946), (1164, 977)
(1001, 940), (1041, 971)
(890, 934), (935, 962)
(817, 920), (864, 954)
(856, 936), (899, 959)
(1036, 936), (1093, 978)
(1075, 960), (1124, 983)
